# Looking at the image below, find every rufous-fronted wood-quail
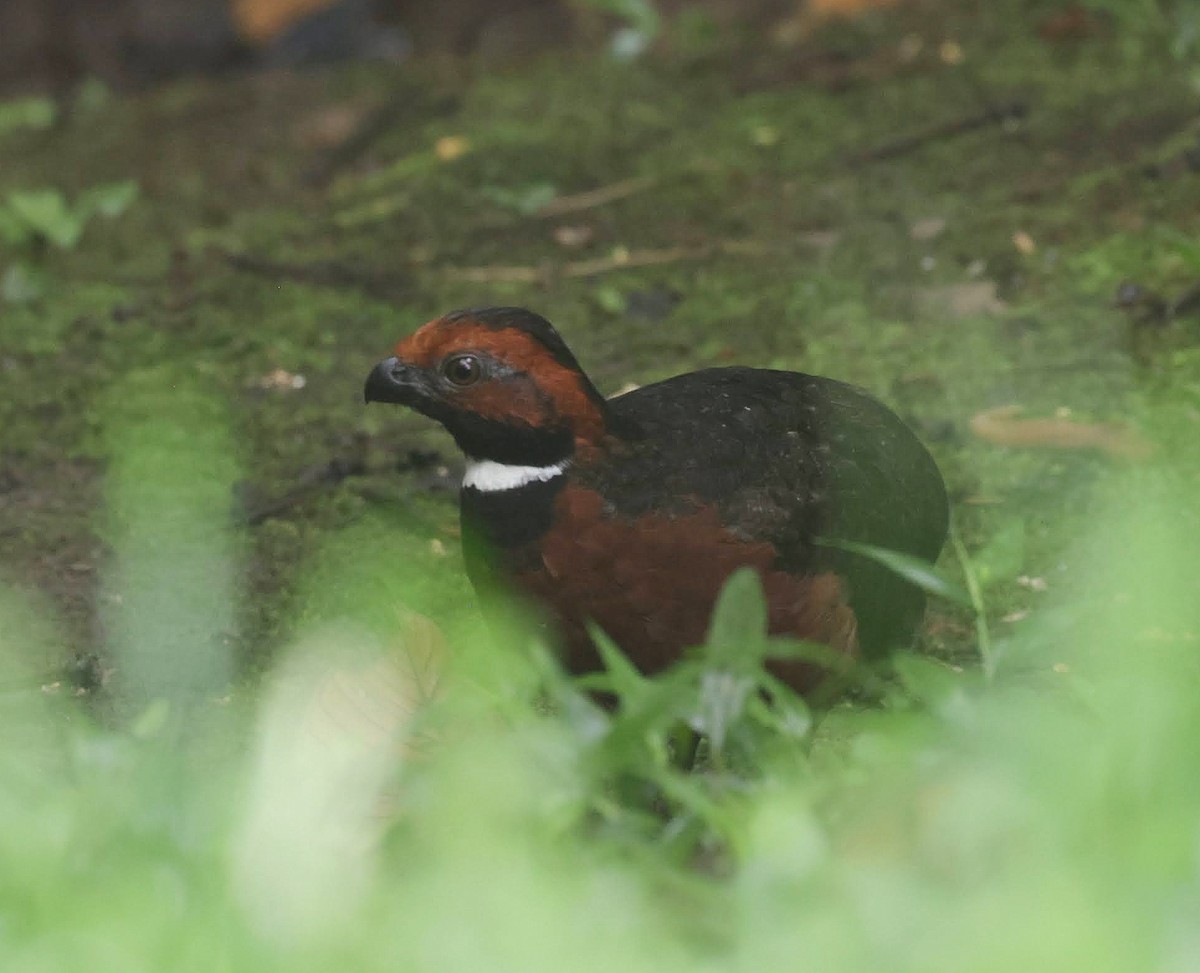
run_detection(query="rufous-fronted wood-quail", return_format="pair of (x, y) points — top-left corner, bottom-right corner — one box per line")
(365, 307), (948, 693)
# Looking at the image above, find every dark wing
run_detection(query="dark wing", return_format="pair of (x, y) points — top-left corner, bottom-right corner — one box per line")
(591, 367), (948, 654)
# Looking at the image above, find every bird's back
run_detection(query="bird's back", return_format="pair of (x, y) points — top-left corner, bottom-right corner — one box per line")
(591, 367), (945, 558)
(576, 367), (948, 654)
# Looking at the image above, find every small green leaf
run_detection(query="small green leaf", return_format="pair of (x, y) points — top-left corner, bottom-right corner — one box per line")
(81, 180), (139, 220)
(705, 567), (768, 655)
(690, 669), (755, 756)
(817, 538), (972, 608)
(334, 191), (411, 228)
(481, 182), (558, 216)
(0, 96), (56, 137)
(974, 518), (1026, 589)
(130, 698), (171, 739)
(892, 653), (964, 707)
(579, 0), (661, 37)
(747, 688), (812, 740)
(760, 636), (844, 665)
(556, 684), (612, 744)
(587, 621), (647, 703)
(1162, 228), (1200, 272)
(7, 189), (85, 249)
(0, 206), (31, 247)
(610, 26), (652, 60)
(1, 262), (47, 304)
(74, 77), (112, 113)
(651, 766), (729, 829)
(592, 285), (627, 315)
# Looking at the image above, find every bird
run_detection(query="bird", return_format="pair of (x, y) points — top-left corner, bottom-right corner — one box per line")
(364, 306), (948, 695)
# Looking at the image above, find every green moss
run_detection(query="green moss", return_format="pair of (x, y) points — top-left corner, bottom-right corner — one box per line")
(2, 0), (1199, 678)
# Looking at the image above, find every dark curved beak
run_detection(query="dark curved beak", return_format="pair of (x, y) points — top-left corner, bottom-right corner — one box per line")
(364, 356), (425, 406)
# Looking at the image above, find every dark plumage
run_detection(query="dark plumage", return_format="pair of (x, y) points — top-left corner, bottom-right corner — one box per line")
(365, 307), (948, 693)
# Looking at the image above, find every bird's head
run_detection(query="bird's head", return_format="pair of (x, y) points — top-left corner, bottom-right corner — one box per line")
(364, 307), (612, 466)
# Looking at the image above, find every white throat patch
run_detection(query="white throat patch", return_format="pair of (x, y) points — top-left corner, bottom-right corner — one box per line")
(462, 458), (568, 493)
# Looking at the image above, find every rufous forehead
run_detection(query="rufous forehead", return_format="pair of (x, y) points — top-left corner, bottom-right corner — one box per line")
(391, 318), (454, 365)
(391, 314), (607, 444)
(393, 318), (557, 374)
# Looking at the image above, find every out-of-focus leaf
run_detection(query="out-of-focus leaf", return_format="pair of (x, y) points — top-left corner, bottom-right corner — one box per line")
(690, 670), (755, 756)
(651, 766), (730, 830)
(130, 698), (171, 739)
(579, 0), (661, 38)
(1, 262), (47, 304)
(705, 567), (768, 663)
(334, 191), (411, 228)
(0, 96), (56, 137)
(481, 182), (558, 216)
(588, 621), (647, 704)
(747, 687), (812, 740)
(0, 207), (31, 247)
(892, 653), (964, 708)
(7, 190), (85, 249)
(80, 180), (139, 220)
(818, 537), (972, 607)
(592, 284), (627, 315)
(611, 26), (653, 59)
(74, 77), (112, 113)
(974, 518), (1027, 589)
(1162, 227), (1200, 271)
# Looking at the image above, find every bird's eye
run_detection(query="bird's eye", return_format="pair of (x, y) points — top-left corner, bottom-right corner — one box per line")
(442, 354), (481, 387)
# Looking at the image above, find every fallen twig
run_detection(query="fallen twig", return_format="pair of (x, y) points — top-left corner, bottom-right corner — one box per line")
(534, 176), (658, 218)
(220, 249), (408, 302)
(969, 405), (1153, 461)
(303, 85), (460, 188)
(237, 443), (457, 527)
(444, 240), (761, 284)
(847, 100), (1027, 166)
(238, 457), (366, 527)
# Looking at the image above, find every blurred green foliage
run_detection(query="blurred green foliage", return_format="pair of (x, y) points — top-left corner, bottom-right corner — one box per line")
(1, 395), (1198, 971)
(0, 180), (137, 303)
(0, 96), (55, 138)
(573, 0), (662, 57)
(1084, 0), (1200, 64)
(2, 2), (1200, 966)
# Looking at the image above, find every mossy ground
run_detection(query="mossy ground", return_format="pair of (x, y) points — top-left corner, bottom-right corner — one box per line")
(2, 0), (1199, 685)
